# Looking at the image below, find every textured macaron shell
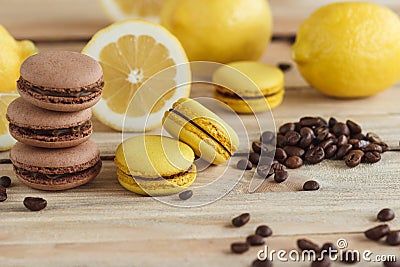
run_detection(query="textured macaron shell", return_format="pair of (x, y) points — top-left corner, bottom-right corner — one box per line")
(20, 51), (103, 89)
(162, 98), (239, 165)
(10, 140), (100, 173)
(212, 61), (284, 96)
(114, 135), (195, 178)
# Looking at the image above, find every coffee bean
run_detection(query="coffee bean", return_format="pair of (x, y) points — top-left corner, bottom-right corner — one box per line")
(23, 197), (47, 211)
(320, 242), (338, 256)
(351, 133), (365, 140)
(257, 165), (274, 179)
(297, 238), (320, 252)
(252, 259), (272, 267)
(384, 260), (400, 267)
(364, 151), (381, 163)
(246, 234), (265, 246)
(364, 143), (383, 153)
(231, 242), (249, 254)
(0, 186), (7, 202)
(311, 255), (331, 267)
(0, 176), (11, 188)
(276, 134), (286, 147)
(345, 150), (363, 168)
(300, 117), (322, 127)
(332, 122), (350, 137)
(255, 225), (273, 238)
(318, 139), (334, 150)
(336, 144), (353, 159)
(305, 146), (325, 164)
(279, 122), (296, 135)
(328, 117), (338, 128)
(317, 128), (330, 141)
(284, 146), (305, 157)
(261, 131), (275, 144)
(274, 170), (288, 183)
(232, 213), (250, 227)
(349, 139), (369, 149)
(324, 144), (337, 159)
(386, 231), (400, 246)
(179, 190), (193, 200)
(337, 135), (348, 146)
(237, 159), (253, 170)
(253, 141), (268, 155)
(366, 132), (384, 144)
(299, 132), (314, 148)
(364, 224), (390, 241)
(277, 62), (292, 72)
(300, 127), (315, 137)
(341, 250), (360, 264)
(285, 156), (303, 169)
(249, 152), (260, 165)
(274, 148), (287, 163)
(271, 162), (286, 171)
(303, 180), (320, 191)
(346, 120), (362, 134)
(377, 208), (395, 222)
(285, 131), (301, 145)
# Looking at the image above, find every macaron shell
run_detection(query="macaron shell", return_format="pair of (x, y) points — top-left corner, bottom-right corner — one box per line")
(7, 97), (92, 129)
(114, 135), (194, 178)
(20, 51), (103, 89)
(116, 164), (196, 196)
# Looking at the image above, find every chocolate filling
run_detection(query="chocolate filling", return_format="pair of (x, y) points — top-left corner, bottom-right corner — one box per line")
(215, 86), (280, 99)
(122, 166), (193, 181)
(30, 85), (103, 98)
(11, 120), (91, 137)
(169, 109), (232, 156)
(15, 160), (102, 180)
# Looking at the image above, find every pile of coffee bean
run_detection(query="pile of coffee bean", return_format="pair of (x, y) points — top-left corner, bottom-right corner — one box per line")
(364, 208), (400, 246)
(274, 117), (387, 169)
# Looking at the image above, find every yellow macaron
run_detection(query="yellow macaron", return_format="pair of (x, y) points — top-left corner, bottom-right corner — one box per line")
(162, 98), (239, 165)
(212, 61), (284, 113)
(114, 135), (196, 196)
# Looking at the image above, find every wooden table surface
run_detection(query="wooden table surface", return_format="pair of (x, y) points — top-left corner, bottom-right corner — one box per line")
(1, 1), (400, 266)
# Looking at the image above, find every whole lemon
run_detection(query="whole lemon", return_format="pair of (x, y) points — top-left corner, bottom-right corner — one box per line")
(0, 25), (37, 92)
(292, 2), (400, 98)
(160, 0), (272, 63)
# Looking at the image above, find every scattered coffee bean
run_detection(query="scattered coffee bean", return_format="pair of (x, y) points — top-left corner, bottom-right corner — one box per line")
(305, 146), (325, 164)
(364, 224), (390, 241)
(252, 141), (268, 155)
(320, 242), (338, 255)
(332, 122), (350, 137)
(252, 258), (272, 267)
(364, 151), (381, 163)
(179, 190), (193, 200)
(0, 186), (7, 202)
(386, 231), (400, 246)
(311, 255), (331, 267)
(285, 131), (301, 145)
(23, 197), (47, 211)
(345, 150), (363, 168)
(274, 170), (288, 183)
(324, 144), (337, 159)
(284, 146), (305, 157)
(232, 213), (250, 227)
(277, 62), (292, 72)
(274, 148), (287, 163)
(285, 156), (303, 169)
(377, 208), (395, 222)
(255, 225), (273, 238)
(346, 120), (362, 134)
(297, 238), (320, 252)
(341, 250), (360, 264)
(384, 259), (400, 267)
(246, 234), (265, 246)
(279, 122), (296, 135)
(0, 176), (11, 188)
(303, 180), (320, 191)
(336, 144), (353, 160)
(237, 159), (253, 170)
(231, 242), (250, 254)
(261, 131), (275, 144)
(249, 152), (260, 165)
(257, 165), (274, 179)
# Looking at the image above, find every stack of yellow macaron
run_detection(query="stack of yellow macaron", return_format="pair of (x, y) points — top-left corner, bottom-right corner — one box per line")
(213, 61), (284, 113)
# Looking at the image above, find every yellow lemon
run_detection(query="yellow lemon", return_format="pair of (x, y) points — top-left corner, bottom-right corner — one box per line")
(160, 0), (272, 63)
(0, 93), (18, 151)
(82, 20), (190, 132)
(292, 2), (400, 98)
(100, 0), (165, 22)
(0, 25), (37, 92)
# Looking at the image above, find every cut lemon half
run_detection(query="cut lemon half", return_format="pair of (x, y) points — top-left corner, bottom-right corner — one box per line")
(82, 19), (191, 132)
(100, 0), (165, 22)
(0, 93), (18, 151)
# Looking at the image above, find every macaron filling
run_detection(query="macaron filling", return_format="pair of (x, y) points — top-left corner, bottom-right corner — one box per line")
(215, 85), (282, 99)
(168, 108), (232, 156)
(120, 165), (193, 181)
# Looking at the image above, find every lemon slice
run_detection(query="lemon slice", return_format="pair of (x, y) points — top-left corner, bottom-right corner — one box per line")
(100, 0), (165, 22)
(0, 93), (18, 151)
(82, 20), (190, 132)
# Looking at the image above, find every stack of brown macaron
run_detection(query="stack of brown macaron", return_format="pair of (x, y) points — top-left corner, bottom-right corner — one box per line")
(6, 51), (103, 191)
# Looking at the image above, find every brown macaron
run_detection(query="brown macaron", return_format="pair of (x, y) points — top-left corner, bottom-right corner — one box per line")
(7, 98), (92, 148)
(10, 141), (102, 191)
(17, 51), (103, 112)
